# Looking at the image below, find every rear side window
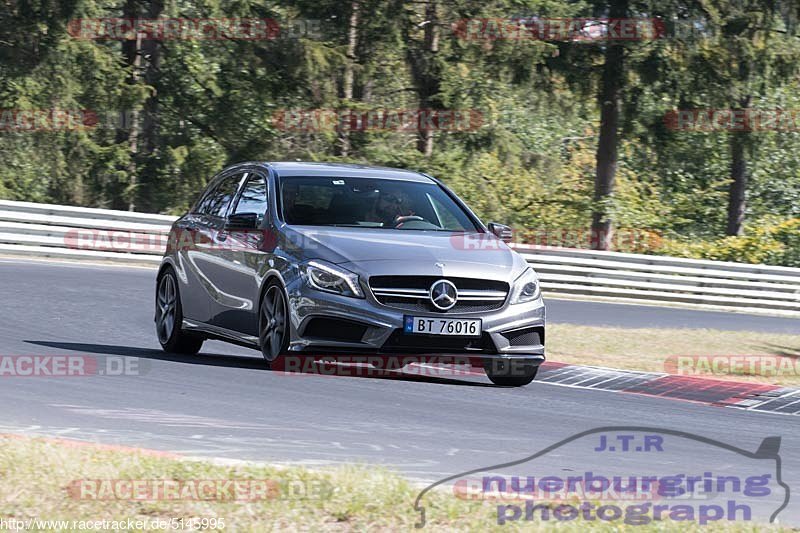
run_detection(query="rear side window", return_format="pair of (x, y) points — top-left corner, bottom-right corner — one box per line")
(197, 174), (245, 218)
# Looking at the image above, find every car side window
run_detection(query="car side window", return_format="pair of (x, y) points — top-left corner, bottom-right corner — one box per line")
(232, 173), (269, 223)
(194, 181), (219, 215)
(200, 173), (245, 219)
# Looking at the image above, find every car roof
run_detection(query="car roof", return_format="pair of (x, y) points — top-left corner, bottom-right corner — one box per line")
(260, 162), (435, 183)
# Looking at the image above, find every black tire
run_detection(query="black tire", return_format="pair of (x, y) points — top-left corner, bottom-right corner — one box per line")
(259, 280), (290, 368)
(155, 269), (204, 355)
(484, 359), (539, 387)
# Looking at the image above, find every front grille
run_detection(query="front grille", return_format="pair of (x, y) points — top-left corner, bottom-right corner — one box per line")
(374, 298), (504, 314)
(369, 276), (508, 313)
(381, 329), (496, 353)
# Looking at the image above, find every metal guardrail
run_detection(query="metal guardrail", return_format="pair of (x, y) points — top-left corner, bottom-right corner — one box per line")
(0, 200), (171, 266)
(1, 199), (799, 317)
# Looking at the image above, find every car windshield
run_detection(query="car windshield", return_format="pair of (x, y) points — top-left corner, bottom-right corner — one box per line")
(279, 176), (479, 231)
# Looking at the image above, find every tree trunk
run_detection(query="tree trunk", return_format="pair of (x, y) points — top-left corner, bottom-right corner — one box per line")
(116, 0), (141, 212)
(115, 0), (163, 212)
(726, 97), (751, 236)
(336, 0), (360, 157)
(726, 131), (748, 236)
(417, 0), (439, 156)
(140, 0), (163, 156)
(137, 0), (164, 212)
(591, 0), (628, 251)
(404, 0), (440, 156)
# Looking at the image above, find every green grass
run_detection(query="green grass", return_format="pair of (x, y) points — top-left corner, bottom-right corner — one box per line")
(0, 435), (788, 532)
(548, 324), (800, 386)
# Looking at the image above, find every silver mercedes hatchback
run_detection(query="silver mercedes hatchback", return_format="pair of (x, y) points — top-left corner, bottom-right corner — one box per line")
(155, 162), (545, 386)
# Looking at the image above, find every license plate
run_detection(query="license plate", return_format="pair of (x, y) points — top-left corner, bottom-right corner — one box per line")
(404, 316), (482, 337)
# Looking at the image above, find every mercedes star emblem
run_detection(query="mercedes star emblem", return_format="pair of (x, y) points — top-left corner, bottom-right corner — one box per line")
(429, 279), (458, 311)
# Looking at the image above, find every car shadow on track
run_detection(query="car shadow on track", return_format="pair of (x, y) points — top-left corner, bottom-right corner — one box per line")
(25, 340), (268, 370)
(24, 340), (496, 387)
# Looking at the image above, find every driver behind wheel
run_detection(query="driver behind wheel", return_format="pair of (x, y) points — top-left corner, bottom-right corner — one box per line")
(367, 188), (415, 227)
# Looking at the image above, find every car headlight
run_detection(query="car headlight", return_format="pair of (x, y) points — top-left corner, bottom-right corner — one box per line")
(302, 260), (364, 298)
(509, 267), (541, 304)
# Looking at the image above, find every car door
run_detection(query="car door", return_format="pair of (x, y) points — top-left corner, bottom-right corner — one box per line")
(171, 176), (224, 323)
(210, 170), (271, 336)
(184, 171), (247, 326)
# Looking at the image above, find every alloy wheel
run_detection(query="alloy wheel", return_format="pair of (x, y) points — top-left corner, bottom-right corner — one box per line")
(156, 274), (177, 344)
(260, 285), (287, 361)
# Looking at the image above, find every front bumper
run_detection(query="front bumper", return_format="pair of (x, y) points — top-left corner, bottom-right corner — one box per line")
(285, 277), (545, 362)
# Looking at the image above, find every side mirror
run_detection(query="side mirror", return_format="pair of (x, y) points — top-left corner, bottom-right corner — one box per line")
(487, 222), (514, 243)
(226, 212), (259, 230)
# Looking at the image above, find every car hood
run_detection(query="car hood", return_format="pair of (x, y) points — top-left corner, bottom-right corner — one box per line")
(285, 226), (529, 282)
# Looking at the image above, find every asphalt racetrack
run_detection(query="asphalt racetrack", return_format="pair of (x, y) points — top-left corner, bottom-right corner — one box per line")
(0, 259), (798, 523)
